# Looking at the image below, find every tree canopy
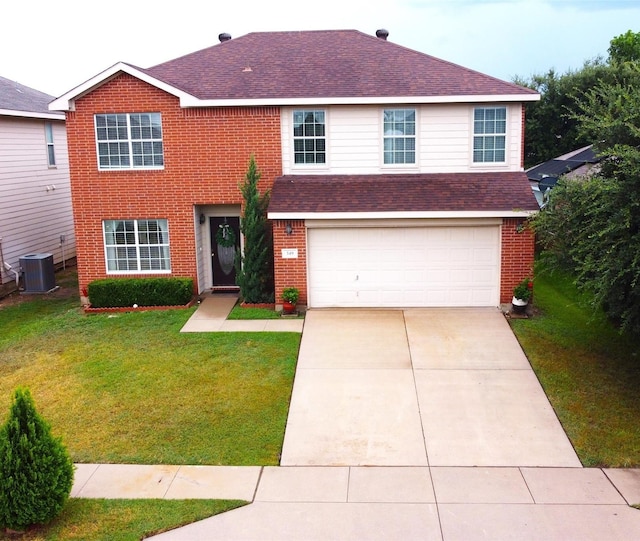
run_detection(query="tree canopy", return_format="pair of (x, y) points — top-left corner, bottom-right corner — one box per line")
(533, 61), (640, 333)
(608, 30), (640, 64)
(516, 29), (640, 169)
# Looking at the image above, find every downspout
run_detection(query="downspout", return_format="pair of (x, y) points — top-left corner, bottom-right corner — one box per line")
(0, 237), (20, 286)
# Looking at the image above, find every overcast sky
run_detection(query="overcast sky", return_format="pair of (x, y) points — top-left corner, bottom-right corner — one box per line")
(2, 0), (639, 98)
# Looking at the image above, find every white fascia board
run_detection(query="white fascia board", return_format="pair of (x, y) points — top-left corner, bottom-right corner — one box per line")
(268, 210), (538, 220)
(0, 108), (65, 120)
(48, 62), (198, 112)
(182, 93), (539, 108)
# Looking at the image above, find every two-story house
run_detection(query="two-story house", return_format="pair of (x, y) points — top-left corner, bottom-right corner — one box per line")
(1, 75), (76, 295)
(50, 29), (539, 308)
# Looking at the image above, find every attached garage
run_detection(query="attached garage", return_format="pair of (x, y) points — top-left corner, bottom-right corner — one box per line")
(307, 222), (500, 308)
(268, 172), (539, 308)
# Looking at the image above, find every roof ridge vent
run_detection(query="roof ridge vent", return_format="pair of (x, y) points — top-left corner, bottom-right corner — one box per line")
(218, 33), (232, 42)
(375, 29), (389, 40)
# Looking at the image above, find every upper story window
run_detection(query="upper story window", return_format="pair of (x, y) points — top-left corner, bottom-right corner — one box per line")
(383, 109), (416, 165)
(473, 107), (506, 163)
(293, 110), (325, 164)
(95, 113), (164, 170)
(44, 122), (56, 166)
(103, 219), (170, 273)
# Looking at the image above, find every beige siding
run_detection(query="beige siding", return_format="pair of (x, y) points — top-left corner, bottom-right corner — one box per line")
(0, 116), (76, 285)
(281, 103), (525, 175)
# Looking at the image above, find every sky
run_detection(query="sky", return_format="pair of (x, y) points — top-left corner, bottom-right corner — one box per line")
(2, 0), (639, 98)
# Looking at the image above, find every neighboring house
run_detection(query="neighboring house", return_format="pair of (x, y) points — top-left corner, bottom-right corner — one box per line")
(50, 29), (539, 308)
(0, 75), (76, 293)
(526, 145), (602, 207)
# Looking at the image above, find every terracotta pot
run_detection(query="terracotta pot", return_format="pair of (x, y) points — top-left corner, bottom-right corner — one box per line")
(282, 300), (296, 313)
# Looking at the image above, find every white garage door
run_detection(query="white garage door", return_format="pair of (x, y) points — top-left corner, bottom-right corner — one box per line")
(308, 226), (500, 308)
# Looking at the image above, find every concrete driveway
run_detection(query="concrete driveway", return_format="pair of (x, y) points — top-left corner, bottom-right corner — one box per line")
(281, 308), (581, 467)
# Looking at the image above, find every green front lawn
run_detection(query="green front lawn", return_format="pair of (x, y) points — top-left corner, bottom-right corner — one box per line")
(510, 268), (640, 467)
(0, 499), (246, 541)
(0, 270), (300, 465)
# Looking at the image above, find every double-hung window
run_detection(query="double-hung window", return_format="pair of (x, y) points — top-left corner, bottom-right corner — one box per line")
(44, 122), (56, 166)
(95, 113), (164, 170)
(383, 109), (416, 165)
(473, 107), (506, 163)
(103, 219), (170, 273)
(293, 110), (325, 164)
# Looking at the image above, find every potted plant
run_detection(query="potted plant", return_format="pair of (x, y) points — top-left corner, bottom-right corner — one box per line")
(281, 287), (299, 314)
(511, 278), (532, 315)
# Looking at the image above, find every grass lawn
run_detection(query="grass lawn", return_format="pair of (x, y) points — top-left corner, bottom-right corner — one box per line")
(510, 267), (640, 467)
(0, 499), (246, 541)
(227, 305), (281, 319)
(0, 269), (300, 465)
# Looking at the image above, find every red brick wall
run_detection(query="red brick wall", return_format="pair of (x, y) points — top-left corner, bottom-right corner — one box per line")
(500, 218), (535, 303)
(65, 74), (281, 296)
(272, 220), (307, 306)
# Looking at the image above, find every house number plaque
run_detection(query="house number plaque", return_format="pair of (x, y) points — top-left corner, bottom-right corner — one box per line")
(281, 249), (298, 259)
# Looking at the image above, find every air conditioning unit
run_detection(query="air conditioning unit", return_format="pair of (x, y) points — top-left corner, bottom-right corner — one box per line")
(19, 253), (56, 293)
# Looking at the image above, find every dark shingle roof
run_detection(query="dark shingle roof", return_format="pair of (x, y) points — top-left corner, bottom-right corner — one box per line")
(269, 172), (539, 214)
(147, 30), (537, 101)
(526, 145), (601, 182)
(0, 75), (55, 114)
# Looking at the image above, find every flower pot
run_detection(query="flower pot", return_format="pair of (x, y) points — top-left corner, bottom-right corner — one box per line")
(511, 296), (528, 315)
(282, 300), (296, 314)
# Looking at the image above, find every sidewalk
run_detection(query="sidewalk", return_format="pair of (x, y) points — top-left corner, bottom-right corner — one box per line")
(179, 293), (304, 333)
(72, 464), (640, 540)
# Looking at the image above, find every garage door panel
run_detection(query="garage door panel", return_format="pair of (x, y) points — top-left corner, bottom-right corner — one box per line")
(308, 226), (499, 308)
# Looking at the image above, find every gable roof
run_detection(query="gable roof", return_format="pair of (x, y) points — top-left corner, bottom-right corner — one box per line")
(0, 75), (64, 120)
(50, 30), (539, 111)
(268, 172), (539, 219)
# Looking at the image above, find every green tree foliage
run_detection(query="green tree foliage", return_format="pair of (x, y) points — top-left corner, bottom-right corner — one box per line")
(0, 388), (74, 531)
(533, 63), (640, 333)
(236, 156), (274, 303)
(515, 60), (611, 168)
(517, 30), (640, 169)
(608, 29), (640, 64)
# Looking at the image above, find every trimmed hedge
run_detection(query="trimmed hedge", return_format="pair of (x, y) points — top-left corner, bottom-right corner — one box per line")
(87, 277), (194, 308)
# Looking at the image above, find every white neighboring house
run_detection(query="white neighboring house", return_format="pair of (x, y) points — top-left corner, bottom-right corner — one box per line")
(0, 75), (75, 292)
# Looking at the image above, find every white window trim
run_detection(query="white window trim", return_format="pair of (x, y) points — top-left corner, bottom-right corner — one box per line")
(471, 105), (508, 167)
(95, 113), (165, 171)
(291, 109), (328, 169)
(103, 219), (171, 274)
(45, 122), (56, 167)
(381, 107), (418, 169)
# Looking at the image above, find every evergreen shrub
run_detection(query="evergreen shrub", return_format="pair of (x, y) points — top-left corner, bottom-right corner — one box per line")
(0, 388), (74, 531)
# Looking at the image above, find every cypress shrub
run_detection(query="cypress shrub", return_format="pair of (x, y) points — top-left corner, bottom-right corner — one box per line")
(87, 277), (194, 308)
(236, 155), (274, 303)
(0, 388), (74, 531)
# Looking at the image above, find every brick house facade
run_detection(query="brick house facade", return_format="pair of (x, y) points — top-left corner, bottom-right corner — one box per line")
(51, 30), (539, 308)
(63, 74), (281, 297)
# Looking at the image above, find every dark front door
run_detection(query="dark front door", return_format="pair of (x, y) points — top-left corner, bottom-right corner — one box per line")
(210, 216), (240, 287)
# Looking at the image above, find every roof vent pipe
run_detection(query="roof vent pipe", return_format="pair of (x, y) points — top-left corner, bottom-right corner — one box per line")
(218, 33), (232, 42)
(375, 29), (389, 40)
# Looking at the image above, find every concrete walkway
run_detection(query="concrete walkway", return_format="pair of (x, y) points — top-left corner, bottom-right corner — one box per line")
(72, 464), (640, 540)
(179, 293), (304, 333)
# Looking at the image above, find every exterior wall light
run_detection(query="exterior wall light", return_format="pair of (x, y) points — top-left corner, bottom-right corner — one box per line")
(285, 222), (293, 235)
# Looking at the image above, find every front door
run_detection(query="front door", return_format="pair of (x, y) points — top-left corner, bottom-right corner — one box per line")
(210, 216), (240, 287)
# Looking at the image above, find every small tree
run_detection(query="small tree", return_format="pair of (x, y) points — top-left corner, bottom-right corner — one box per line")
(0, 388), (74, 532)
(236, 155), (274, 303)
